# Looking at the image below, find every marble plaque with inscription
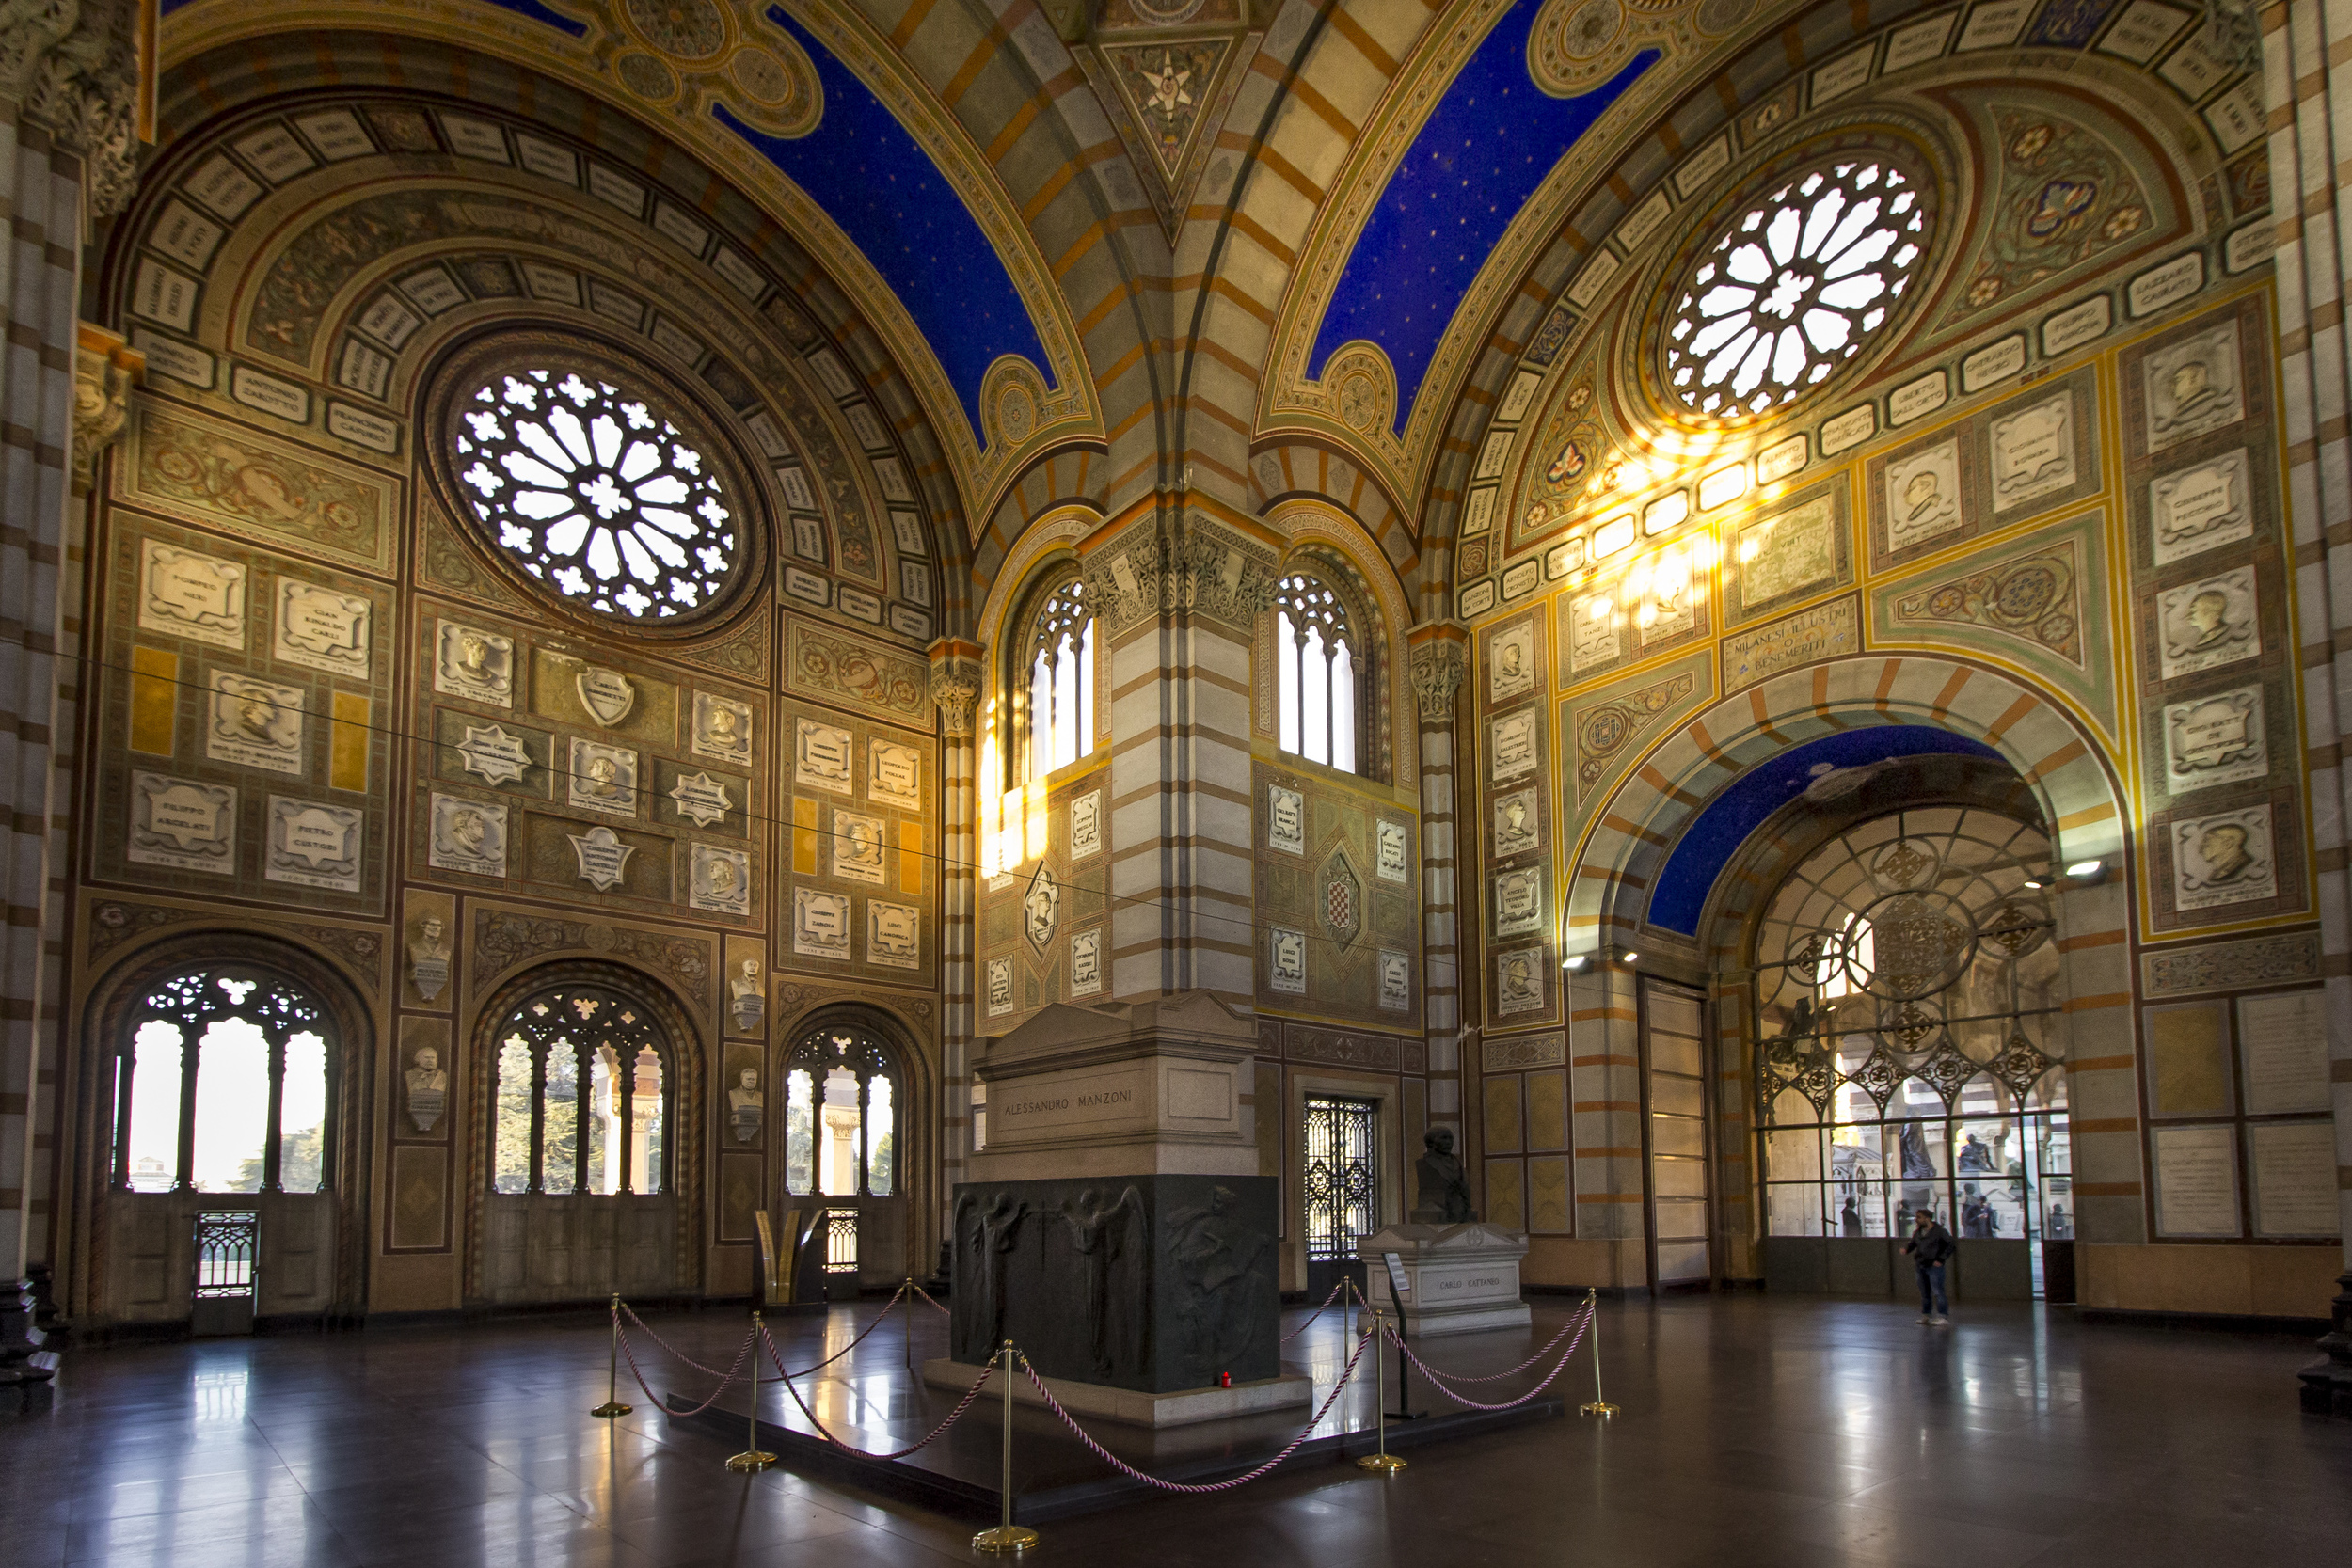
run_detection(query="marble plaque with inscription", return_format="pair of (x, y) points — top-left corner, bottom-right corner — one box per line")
(1738, 496), (1838, 608)
(140, 542), (248, 650)
(2249, 1121), (2341, 1236)
(1489, 620), (1537, 703)
(129, 773), (236, 874)
(2144, 324), (2244, 451)
(1267, 784), (1305, 855)
(1724, 598), (1858, 692)
(1488, 709), (1538, 782)
(2153, 1124), (2241, 1236)
(1070, 927), (1103, 995)
(2170, 803), (2278, 911)
(1495, 948), (1545, 1017)
(264, 797), (360, 892)
(1886, 441), (1963, 552)
(691, 844), (752, 915)
(1492, 786), (1541, 859)
(868, 900), (920, 969)
(1493, 865), (1545, 938)
(794, 719), (852, 795)
(2162, 687), (2265, 793)
(574, 666), (636, 727)
(435, 622), (513, 707)
(669, 770), (733, 828)
(2150, 451), (2251, 566)
(2155, 567), (2259, 679)
(272, 580), (370, 675)
(1269, 927), (1307, 993)
(1990, 393), (2075, 513)
(2237, 990), (2330, 1114)
(1568, 591), (1618, 672)
(567, 824), (634, 892)
(1376, 818), (1409, 882)
(455, 723), (532, 786)
(206, 673), (306, 775)
(1379, 950), (1411, 1012)
(987, 956), (1013, 1016)
(428, 793), (506, 877)
(796, 887), (852, 960)
(1072, 790), (1102, 859)
(868, 740), (921, 811)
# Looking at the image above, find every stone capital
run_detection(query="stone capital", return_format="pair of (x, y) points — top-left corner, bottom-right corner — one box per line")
(928, 636), (982, 739)
(72, 322), (139, 497)
(1407, 625), (1469, 725)
(1078, 507), (1279, 639)
(4, 0), (148, 218)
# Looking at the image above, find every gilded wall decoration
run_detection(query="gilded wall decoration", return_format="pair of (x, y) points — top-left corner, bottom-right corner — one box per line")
(1886, 533), (2084, 664)
(787, 622), (932, 724)
(1941, 106), (2154, 327)
(2141, 930), (2324, 997)
(1569, 663), (1702, 804)
(1252, 764), (1418, 1026)
(980, 763), (1105, 1021)
(780, 700), (935, 986)
(124, 401), (396, 574)
(1722, 596), (1859, 695)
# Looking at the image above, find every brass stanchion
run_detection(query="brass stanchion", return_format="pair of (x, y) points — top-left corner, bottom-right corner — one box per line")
(903, 1278), (914, 1372)
(726, 1309), (778, 1472)
(1577, 1288), (1618, 1418)
(972, 1340), (1038, 1554)
(592, 1293), (632, 1418)
(1354, 1307), (1406, 1474)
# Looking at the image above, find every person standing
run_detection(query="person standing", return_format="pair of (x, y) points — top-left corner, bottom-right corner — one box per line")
(1901, 1207), (1954, 1325)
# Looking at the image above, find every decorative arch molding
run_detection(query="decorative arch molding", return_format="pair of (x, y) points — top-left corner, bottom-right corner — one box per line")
(73, 929), (380, 1320)
(461, 958), (707, 1303)
(1567, 654), (2129, 957)
(975, 505), (1102, 657)
(156, 6), (1106, 525)
(1248, 438), (1417, 576)
(765, 994), (942, 1274)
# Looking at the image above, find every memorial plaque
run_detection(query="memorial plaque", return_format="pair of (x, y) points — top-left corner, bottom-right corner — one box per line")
(434, 622), (513, 707)
(1267, 784), (1305, 855)
(1489, 620), (1537, 703)
(2143, 323), (2243, 451)
(691, 844), (752, 916)
(692, 692), (753, 765)
(2169, 803), (2278, 912)
(795, 887), (852, 960)
(454, 723), (532, 786)
(1495, 948), (1545, 1017)
(129, 773), (236, 874)
(1493, 865), (1545, 938)
(566, 738), (639, 816)
(1885, 440), (1963, 552)
(794, 719), (852, 794)
(427, 793), (506, 877)
(868, 740), (921, 811)
(2237, 990), (2330, 1114)
(833, 809), (887, 884)
(567, 825), (634, 891)
(140, 542), (248, 650)
(1269, 927), (1307, 993)
(668, 770), (734, 828)
(986, 957), (1013, 1016)
(1738, 496), (1839, 608)
(2042, 293), (2111, 356)
(1070, 928), (1103, 995)
(574, 667), (636, 727)
(272, 581), (371, 675)
(2249, 1122), (2341, 1237)
(1568, 590), (1618, 672)
(1492, 785), (1541, 859)
(1072, 791), (1103, 859)
(263, 798), (360, 893)
(206, 673), (306, 776)
(1488, 709), (1538, 782)
(2154, 566), (2259, 680)
(1379, 950), (1412, 1012)
(1376, 819), (1409, 882)
(2153, 1124), (2240, 1237)
(1990, 393), (2075, 514)
(2150, 451), (2251, 566)
(2161, 687), (2266, 793)
(868, 900), (920, 969)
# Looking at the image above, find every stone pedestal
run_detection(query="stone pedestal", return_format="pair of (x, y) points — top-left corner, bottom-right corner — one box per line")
(2299, 1270), (2352, 1418)
(1357, 1224), (1532, 1337)
(950, 993), (1291, 1407)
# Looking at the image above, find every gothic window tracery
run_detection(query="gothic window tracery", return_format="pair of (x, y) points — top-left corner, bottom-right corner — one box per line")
(488, 982), (671, 1196)
(1278, 572), (1360, 773)
(113, 966), (334, 1195)
(782, 1022), (897, 1198)
(1018, 573), (1094, 782)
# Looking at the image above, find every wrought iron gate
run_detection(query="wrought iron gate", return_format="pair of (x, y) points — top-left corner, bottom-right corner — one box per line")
(192, 1211), (259, 1337)
(1302, 1096), (1379, 1263)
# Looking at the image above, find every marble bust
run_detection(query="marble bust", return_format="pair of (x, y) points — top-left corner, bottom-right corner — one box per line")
(405, 1046), (448, 1133)
(728, 958), (765, 1034)
(729, 1069), (763, 1145)
(1412, 1126), (1475, 1224)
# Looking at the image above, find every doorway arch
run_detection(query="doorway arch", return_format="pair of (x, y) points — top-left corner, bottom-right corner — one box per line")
(771, 1004), (931, 1290)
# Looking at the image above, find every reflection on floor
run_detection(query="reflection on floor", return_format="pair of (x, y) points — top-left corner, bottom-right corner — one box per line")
(3, 1293), (2347, 1567)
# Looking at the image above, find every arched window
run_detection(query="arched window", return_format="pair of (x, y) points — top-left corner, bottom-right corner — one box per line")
(112, 966), (334, 1194)
(1754, 809), (2072, 1265)
(1019, 574), (1094, 781)
(489, 982), (671, 1196)
(1277, 572), (1359, 773)
(782, 1022), (898, 1197)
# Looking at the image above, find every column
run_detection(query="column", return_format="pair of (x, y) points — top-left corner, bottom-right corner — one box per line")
(0, 3), (143, 1309)
(1407, 624), (1468, 1137)
(2266, 0), (2352, 1415)
(927, 637), (979, 1269)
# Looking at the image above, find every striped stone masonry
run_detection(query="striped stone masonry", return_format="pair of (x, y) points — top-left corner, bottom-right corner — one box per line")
(1408, 623), (1469, 1128)
(929, 639), (982, 1224)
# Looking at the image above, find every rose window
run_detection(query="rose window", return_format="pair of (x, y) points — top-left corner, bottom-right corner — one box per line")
(453, 369), (737, 620)
(1665, 158), (1931, 418)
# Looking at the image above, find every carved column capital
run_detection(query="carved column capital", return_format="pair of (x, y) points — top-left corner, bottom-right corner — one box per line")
(1407, 629), (1468, 725)
(72, 323), (139, 497)
(928, 637), (983, 739)
(5, 0), (149, 219)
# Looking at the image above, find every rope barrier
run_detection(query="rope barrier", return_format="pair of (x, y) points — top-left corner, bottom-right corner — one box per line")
(618, 1301), (745, 1380)
(1379, 1310), (1592, 1413)
(1388, 1301), (1594, 1384)
(1014, 1322), (1375, 1494)
(760, 1321), (996, 1460)
(911, 1280), (953, 1317)
(620, 1319), (757, 1418)
(1278, 1277), (1352, 1343)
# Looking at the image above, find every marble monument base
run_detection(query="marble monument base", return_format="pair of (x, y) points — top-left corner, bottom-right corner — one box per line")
(1357, 1223), (1533, 1337)
(922, 1356), (1311, 1429)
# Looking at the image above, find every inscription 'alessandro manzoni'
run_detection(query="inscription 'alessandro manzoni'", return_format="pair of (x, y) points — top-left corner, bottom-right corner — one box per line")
(999, 1087), (1136, 1117)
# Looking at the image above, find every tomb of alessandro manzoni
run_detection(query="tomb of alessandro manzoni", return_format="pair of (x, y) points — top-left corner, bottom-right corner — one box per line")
(2, 0), (2350, 1561)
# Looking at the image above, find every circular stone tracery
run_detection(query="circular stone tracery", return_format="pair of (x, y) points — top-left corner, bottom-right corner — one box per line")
(453, 368), (739, 622)
(1663, 154), (1934, 419)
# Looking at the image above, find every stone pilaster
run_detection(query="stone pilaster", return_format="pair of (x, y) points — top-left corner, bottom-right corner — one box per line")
(1081, 502), (1278, 1005)
(929, 637), (981, 1262)
(1407, 623), (1468, 1134)
(2265, 0), (2352, 1413)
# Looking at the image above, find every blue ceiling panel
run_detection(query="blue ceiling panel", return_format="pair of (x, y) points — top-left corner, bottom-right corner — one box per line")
(1645, 726), (2007, 936)
(1309, 0), (1655, 433)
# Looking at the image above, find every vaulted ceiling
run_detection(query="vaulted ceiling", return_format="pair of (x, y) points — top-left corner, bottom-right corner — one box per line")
(147, 0), (2259, 633)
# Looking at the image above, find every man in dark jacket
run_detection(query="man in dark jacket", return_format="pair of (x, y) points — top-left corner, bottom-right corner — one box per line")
(1901, 1208), (1954, 1325)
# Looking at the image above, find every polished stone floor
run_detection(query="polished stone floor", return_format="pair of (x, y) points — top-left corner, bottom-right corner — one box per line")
(3, 1293), (2347, 1567)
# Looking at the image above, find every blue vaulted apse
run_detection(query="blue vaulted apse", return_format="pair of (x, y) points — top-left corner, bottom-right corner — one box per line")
(1645, 728), (2009, 936)
(1310, 0), (1655, 433)
(723, 7), (1049, 436)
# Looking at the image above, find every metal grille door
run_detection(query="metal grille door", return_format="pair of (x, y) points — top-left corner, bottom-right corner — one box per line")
(1644, 982), (1713, 1287)
(192, 1211), (259, 1336)
(1302, 1097), (1379, 1262)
